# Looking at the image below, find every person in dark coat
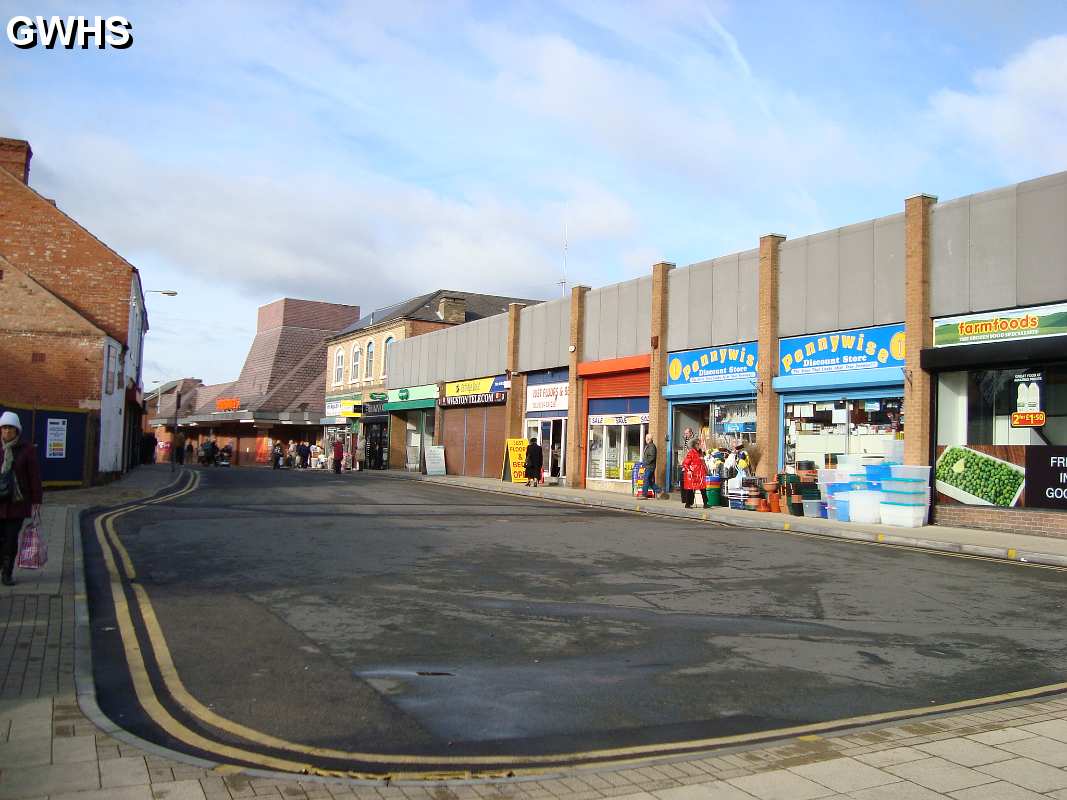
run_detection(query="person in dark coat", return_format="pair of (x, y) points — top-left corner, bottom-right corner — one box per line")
(0, 411), (43, 587)
(332, 439), (344, 474)
(524, 437), (543, 487)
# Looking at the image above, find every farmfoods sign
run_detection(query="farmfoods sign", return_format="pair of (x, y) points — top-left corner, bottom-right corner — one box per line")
(933, 301), (1067, 347)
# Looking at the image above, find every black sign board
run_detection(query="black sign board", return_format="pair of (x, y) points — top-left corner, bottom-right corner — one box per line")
(438, 392), (507, 407)
(363, 401), (385, 415)
(1024, 446), (1067, 510)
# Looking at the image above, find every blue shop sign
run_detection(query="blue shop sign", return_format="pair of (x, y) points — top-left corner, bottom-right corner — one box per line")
(667, 343), (759, 386)
(779, 323), (906, 376)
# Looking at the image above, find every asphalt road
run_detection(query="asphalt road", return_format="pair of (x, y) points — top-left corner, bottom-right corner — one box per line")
(83, 467), (1067, 772)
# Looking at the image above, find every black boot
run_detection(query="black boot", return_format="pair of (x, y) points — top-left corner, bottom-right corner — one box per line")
(1, 557), (14, 587)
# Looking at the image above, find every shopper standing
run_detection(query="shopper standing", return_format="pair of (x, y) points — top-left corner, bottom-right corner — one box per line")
(0, 411), (43, 587)
(642, 433), (664, 499)
(173, 431), (186, 465)
(524, 437), (543, 487)
(681, 441), (709, 509)
(332, 439), (344, 474)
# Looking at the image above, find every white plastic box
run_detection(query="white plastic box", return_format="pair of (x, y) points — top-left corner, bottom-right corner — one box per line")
(848, 490), (884, 524)
(890, 465), (932, 481)
(880, 502), (929, 527)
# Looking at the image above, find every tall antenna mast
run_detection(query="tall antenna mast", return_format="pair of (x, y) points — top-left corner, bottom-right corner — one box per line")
(558, 220), (568, 297)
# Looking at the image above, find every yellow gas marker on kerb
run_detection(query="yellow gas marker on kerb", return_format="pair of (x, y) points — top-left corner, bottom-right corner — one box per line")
(93, 469), (1067, 778)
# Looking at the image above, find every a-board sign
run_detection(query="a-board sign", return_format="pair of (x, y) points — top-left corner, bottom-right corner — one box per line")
(505, 438), (529, 483)
(424, 445), (446, 476)
(1024, 446), (1067, 510)
(46, 418), (67, 459)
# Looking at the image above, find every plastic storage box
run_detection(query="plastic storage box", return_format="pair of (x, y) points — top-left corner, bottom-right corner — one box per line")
(848, 490), (884, 524)
(882, 487), (930, 503)
(882, 477), (926, 493)
(834, 497), (850, 521)
(802, 499), (823, 518)
(890, 465), (932, 481)
(864, 463), (893, 483)
(880, 501), (929, 527)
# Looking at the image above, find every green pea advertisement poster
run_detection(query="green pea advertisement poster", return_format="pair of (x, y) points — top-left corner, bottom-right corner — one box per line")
(934, 444), (1067, 510)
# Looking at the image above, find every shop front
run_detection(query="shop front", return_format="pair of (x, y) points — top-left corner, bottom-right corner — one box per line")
(323, 393), (361, 468)
(359, 395), (389, 470)
(439, 375), (507, 478)
(774, 323), (907, 470)
(384, 384), (438, 471)
(578, 355), (651, 494)
(523, 368), (569, 484)
(923, 301), (1067, 534)
(664, 343), (758, 490)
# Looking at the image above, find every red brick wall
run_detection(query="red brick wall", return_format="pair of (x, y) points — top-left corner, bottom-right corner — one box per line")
(0, 169), (135, 346)
(0, 330), (104, 409)
(406, 319), (453, 337)
(0, 138), (31, 185)
(933, 504), (1067, 540)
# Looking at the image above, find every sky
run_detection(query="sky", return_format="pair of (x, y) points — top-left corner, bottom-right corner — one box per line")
(2, 0), (1066, 388)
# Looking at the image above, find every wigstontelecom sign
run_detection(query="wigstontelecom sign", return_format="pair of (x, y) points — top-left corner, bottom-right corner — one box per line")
(934, 302), (1067, 347)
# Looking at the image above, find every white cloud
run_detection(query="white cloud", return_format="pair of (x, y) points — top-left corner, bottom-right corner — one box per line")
(931, 35), (1067, 177)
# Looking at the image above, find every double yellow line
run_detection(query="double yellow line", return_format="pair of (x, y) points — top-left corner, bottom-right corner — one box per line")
(92, 470), (1067, 780)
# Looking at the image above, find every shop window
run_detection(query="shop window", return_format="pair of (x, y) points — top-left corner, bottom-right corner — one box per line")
(586, 421), (648, 481)
(365, 341), (375, 379)
(333, 349), (344, 385)
(936, 364), (1066, 509)
(350, 346), (361, 383)
(784, 396), (902, 467)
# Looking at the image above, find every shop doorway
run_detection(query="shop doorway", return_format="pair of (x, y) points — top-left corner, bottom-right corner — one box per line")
(364, 421), (387, 470)
(524, 418), (567, 482)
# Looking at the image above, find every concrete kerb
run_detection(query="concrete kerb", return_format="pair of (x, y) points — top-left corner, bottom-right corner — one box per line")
(395, 473), (1067, 569)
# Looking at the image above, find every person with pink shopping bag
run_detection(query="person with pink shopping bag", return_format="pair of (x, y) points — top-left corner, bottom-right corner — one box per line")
(0, 411), (44, 586)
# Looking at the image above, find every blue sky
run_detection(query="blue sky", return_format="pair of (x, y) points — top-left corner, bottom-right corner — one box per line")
(2, 1), (1066, 387)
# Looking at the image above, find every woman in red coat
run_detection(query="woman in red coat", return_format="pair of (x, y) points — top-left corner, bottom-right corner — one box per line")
(681, 440), (709, 509)
(0, 411), (43, 586)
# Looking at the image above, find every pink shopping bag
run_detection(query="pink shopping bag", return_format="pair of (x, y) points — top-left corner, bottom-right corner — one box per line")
(17, 523), (48, 570)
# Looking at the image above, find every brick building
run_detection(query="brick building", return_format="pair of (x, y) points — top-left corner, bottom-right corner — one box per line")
(324, 290), (539, 471)
(0, 137), (147, 484)
(149, 298), (360, 465)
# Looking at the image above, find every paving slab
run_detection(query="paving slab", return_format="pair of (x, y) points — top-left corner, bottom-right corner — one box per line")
(882, 757), (998, 793)
(976, 756), (1067, 792)
(786, 757), (900, 792)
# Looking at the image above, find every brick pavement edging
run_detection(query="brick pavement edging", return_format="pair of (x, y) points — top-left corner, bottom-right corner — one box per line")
(21, 465), (1064, 800)
(399, 473), (1067, 569)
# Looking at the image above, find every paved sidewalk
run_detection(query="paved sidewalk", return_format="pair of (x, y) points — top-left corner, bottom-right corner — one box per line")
(397, 472), (1067, 568)
(1, 465), (1065, 800)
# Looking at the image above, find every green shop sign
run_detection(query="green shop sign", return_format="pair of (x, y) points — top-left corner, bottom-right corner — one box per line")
(933, 301), (1067, 347)
(386, 384), (438, 403)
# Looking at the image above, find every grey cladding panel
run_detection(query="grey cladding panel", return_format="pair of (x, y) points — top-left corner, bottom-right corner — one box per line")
(582, 289), (601, 361)
(548, 297), (568, 369)
(873, 215), (905, 325)
(931, 199), (971, 317)
(617, 279), (639, 357)
(488, 314), (508, 374)
(635, 276), (652, 352)
(805, 231), (840, 333)
(1017, 173), (1067, 306)
(710, 257), (737, 346)
(518, 305), (535, 372)
(599, 286), (620, 360)
(738, 250), (759, 343)
(838, 223), (875, 329)
(667, 268), (690, 351)
(969, 188), (1017, 312)
(778, 241), (806, 337)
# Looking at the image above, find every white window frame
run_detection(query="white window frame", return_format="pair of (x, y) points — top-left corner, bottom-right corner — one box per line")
(365, 340), (375, 380)
(350, 345), (361, 384)
(382, 336), (395, 378)
(333, 349), (345, 386)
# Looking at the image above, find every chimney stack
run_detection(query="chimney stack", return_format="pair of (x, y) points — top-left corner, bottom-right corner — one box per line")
(436, 295), (467, 324)
(0, 138), (32, 185)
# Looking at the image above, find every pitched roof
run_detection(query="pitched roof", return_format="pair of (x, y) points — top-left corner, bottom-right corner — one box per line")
(336, 290), (541, 336)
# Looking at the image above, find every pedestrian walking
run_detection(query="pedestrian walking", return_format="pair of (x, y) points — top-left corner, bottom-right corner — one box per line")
(524, 437), (543, 487)
(332, 439), (344, 474)
(185, 441), (194, 464)
(642, 433), (665, 499)
(0, 411), (43, 587)
(298, 441), (310, 469)
(173, 431), (186, 465)
(272, 442), (283, 469)
(681, 441), (709, 509)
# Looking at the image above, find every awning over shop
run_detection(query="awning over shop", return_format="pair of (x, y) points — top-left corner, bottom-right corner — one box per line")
(772, 366), (904, 393)
(663, 378), (757, 400)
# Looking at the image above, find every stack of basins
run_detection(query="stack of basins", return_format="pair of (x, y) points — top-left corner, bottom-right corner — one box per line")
(704, 471), (722, 507)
